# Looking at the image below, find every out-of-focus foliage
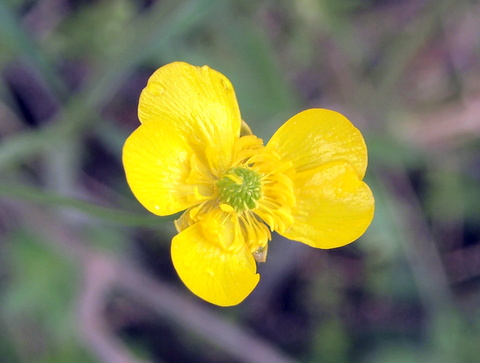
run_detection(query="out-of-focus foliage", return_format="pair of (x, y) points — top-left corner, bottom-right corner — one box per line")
(1, 0), (480, 362)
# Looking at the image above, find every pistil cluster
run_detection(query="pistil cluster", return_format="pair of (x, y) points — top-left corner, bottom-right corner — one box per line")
(217, 167), (262, 213)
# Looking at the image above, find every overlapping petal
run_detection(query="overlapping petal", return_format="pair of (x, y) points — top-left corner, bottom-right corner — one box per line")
(138, 62), (242, 175)
(171, 210), (260, 306)
(267, 108), (368, 179)
(123, 120), (212, 216)
(280, 161), (374, 249)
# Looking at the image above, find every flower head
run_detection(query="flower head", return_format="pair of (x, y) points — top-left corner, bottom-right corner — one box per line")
(123, 62), (374, 306)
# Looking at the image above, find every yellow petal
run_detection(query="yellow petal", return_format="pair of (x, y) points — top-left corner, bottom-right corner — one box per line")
(267, 108), (368, 179)
(138, 61), (241, 175)
(123, 121), (212, 216)
(281, 161), (374, 249)
(171, 210), (260, 306)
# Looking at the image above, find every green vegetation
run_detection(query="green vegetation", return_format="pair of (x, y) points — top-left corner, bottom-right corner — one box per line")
(1, 0), (479, 361)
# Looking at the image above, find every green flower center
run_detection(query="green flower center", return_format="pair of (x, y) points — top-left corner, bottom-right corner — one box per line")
(217, 167), (262, 213)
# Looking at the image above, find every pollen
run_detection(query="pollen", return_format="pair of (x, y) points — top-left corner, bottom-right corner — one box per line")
(217, 167), (262, 213)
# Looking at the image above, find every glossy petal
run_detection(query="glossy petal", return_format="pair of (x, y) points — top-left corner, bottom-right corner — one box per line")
(123, 121), (212, 216)
(138, 61), (241, 175)
(267, 108), (368, 179)
(281, 161), (374, 249)
(171, 210), (260, 306)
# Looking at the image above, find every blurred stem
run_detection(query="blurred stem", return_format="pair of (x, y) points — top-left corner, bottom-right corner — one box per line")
(0, 184), (171, 228)
(79, 254), (152, 363)
(374, 165), (452, 310)
(372, 165), (460, 362)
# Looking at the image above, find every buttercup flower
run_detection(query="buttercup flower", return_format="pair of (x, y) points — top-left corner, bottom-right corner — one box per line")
(123, 61), (374, 306)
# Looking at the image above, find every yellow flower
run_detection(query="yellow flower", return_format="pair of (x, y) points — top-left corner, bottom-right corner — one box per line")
(123, 62), (374, 306)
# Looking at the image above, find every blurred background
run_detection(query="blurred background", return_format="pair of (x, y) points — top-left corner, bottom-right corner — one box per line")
(1, 0), (480, 362)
